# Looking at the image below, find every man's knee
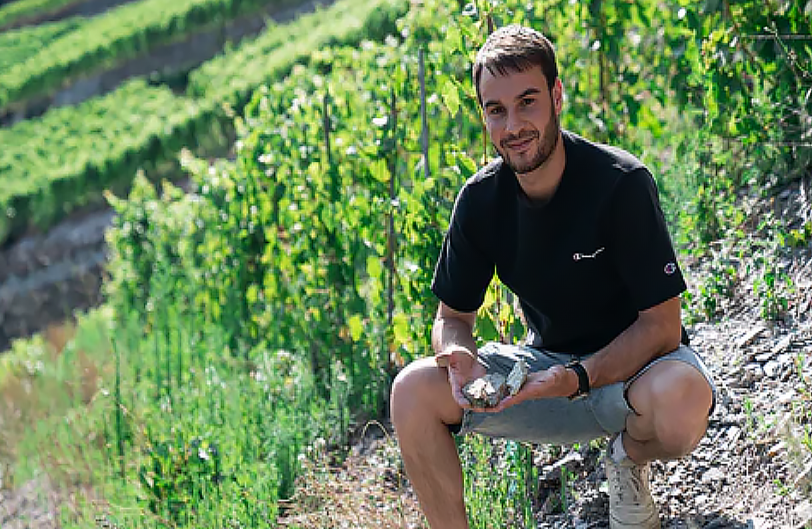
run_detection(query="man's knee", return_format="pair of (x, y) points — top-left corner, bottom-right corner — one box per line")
(390, 357), (461, 429)
(628, 360), (712, 457)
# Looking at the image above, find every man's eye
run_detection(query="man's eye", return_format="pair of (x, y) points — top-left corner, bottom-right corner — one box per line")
(489, 107), (505, 116)
(521, 98), (535, 107)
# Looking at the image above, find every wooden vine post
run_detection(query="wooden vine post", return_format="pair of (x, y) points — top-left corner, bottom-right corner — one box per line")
(419, 49), (430, 179)
(386, 87), (398, 377)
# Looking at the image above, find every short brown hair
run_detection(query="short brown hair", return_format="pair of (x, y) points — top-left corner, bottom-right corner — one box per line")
(473, 25), (559, 106)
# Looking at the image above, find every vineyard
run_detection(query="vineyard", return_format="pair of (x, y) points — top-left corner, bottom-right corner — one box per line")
(0, 18), (83, 70)
(0, 0), (404, 245)
(0, 0), (89, 28)
(0, 0), (811, 526)
(0, 0), (300, 110)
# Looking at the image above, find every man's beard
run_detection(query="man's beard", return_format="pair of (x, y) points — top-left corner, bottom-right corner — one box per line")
(498, 111), (559, 175)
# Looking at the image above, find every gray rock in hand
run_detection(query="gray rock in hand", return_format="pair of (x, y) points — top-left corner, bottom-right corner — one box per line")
(463, 373), (507, 408)
(463, 359), (529, 408)
(506, 358), (529, 396)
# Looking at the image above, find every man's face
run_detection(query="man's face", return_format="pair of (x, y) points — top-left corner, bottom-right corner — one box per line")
(479, 67), (561, 175)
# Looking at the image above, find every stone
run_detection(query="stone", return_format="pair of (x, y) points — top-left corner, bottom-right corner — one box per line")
(702, 468), (726, 484)
(463, 360), (530, 407)
(763, 360), (781, 378)
(736, 325), (766, 348)
(506, 359), (529, 396)
(772, 334), (794, 354)
(744, 363), (764, 383)
(794, 501), (812, 527)
(463, 373), (507, 408)
(541, 451), (583, 482)
(755, 351), (775, 363)
(768, 441), (786, 458)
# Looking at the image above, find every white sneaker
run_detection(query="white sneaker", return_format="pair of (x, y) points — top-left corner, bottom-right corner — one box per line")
(605, 436), (660, 528)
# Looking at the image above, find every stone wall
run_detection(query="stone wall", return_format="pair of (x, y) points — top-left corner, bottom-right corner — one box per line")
(0, 210), (112, 352)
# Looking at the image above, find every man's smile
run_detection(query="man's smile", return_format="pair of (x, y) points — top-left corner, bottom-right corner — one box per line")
(503, 132), (538, 152)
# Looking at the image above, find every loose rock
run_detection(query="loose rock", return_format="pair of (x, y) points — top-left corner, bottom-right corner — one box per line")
(506, 358), (529, 396)
(463, 359), (530, 407)
(463, 373), (507, 408)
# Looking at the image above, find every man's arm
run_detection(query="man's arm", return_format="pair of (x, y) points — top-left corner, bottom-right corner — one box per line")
(494, 296), (683, 412)
(432, 302), (477, 360)
(580, 296), (683, 390)
(431, 302), (487, 409)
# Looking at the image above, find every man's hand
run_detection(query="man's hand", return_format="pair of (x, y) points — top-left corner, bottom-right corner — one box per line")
(435, 348), (487, 409)
(476, 364), (578, 413)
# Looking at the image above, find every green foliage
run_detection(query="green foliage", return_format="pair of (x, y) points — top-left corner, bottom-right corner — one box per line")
(108, 37), (452, 415)
(475, 282), (526, 346)
(683, 254), (739, 322)
(0, 80), (217, 244)
(0, 0), (405, 246)
(681, 203), (802, 324)
(0, 0), (81, 29)
(186, 0), (407, 102)
(0, 0), (299, 111)
(666, 0), (811, 256)
(19, 305), (341, 528)
(460, 436), (537, 528)
(678, 0), (812, 187)
(138, 434), (223, 521)
(0, 18), (84, 71)
(749, 217), (796, 321)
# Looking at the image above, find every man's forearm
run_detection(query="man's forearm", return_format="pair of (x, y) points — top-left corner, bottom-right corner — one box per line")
(431, 316), (478, 357)
(581, 299), (682, 389)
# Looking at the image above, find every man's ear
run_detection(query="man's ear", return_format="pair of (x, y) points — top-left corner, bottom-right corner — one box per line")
(553, 78), (564, 114)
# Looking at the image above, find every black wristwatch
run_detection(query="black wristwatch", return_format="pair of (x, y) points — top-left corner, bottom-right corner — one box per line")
(565, 361), (590, 400)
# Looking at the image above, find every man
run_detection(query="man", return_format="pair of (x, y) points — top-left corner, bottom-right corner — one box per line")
(390, 24), (716, 529)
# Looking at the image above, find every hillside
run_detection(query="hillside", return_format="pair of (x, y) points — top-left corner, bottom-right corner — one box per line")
(2, 179), (810, 528)
(0, 0), (404, 351)
(271, 178), (812, 529)
(0, 0), (809, 526)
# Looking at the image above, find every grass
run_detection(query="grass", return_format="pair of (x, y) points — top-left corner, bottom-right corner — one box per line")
(0, 305), (549, 528)
(276, 426), (425, 528)
(0, 0), (84, 29)
(461, 436), (537, 528)
(0, 303), (350, 527)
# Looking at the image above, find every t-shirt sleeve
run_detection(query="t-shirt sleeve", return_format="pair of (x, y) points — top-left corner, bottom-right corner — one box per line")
(606, 169), (687, 311)
(430, 185), (494, 313)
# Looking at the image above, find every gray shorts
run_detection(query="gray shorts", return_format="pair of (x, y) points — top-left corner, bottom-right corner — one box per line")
(452, 343), (716, 444)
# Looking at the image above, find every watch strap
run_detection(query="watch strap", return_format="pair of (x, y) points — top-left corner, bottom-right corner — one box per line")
(565, 361), (590, 400)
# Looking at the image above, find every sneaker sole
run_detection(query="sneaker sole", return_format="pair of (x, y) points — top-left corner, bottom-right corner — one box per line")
(609, 512), (661, 529)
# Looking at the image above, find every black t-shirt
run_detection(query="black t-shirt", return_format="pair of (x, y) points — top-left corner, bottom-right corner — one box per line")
(431, 130), (687, 355)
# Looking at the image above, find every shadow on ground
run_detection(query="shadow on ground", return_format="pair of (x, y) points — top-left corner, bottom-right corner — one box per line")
(663, 512), (753, 528)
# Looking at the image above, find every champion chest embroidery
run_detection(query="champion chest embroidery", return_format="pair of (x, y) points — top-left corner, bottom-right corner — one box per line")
(573, 247), (605, 261)
(664, 262), (678, 275)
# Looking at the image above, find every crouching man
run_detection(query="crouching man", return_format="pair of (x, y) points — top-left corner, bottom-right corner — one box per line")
(390, 24), (716, 529)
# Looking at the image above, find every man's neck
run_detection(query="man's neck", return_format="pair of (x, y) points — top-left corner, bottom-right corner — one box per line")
(515, 132), (566, 202)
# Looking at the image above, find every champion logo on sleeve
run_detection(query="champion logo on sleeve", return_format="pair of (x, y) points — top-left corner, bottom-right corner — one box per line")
(664, 262), (678, 275)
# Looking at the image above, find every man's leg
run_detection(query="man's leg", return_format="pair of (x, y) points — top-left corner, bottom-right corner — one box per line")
(390, 357), (468, 529)
(605, 355), (714, 528)
(623, 359), (714, 462)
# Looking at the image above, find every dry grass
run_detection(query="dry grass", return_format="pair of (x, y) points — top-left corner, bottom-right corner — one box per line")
(0, 320), (106, 489)
(277, 428), (426, 529)
(42, 323), (76, 360)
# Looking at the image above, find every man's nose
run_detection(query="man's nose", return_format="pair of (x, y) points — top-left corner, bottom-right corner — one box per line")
(504, 111), (523, 135)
